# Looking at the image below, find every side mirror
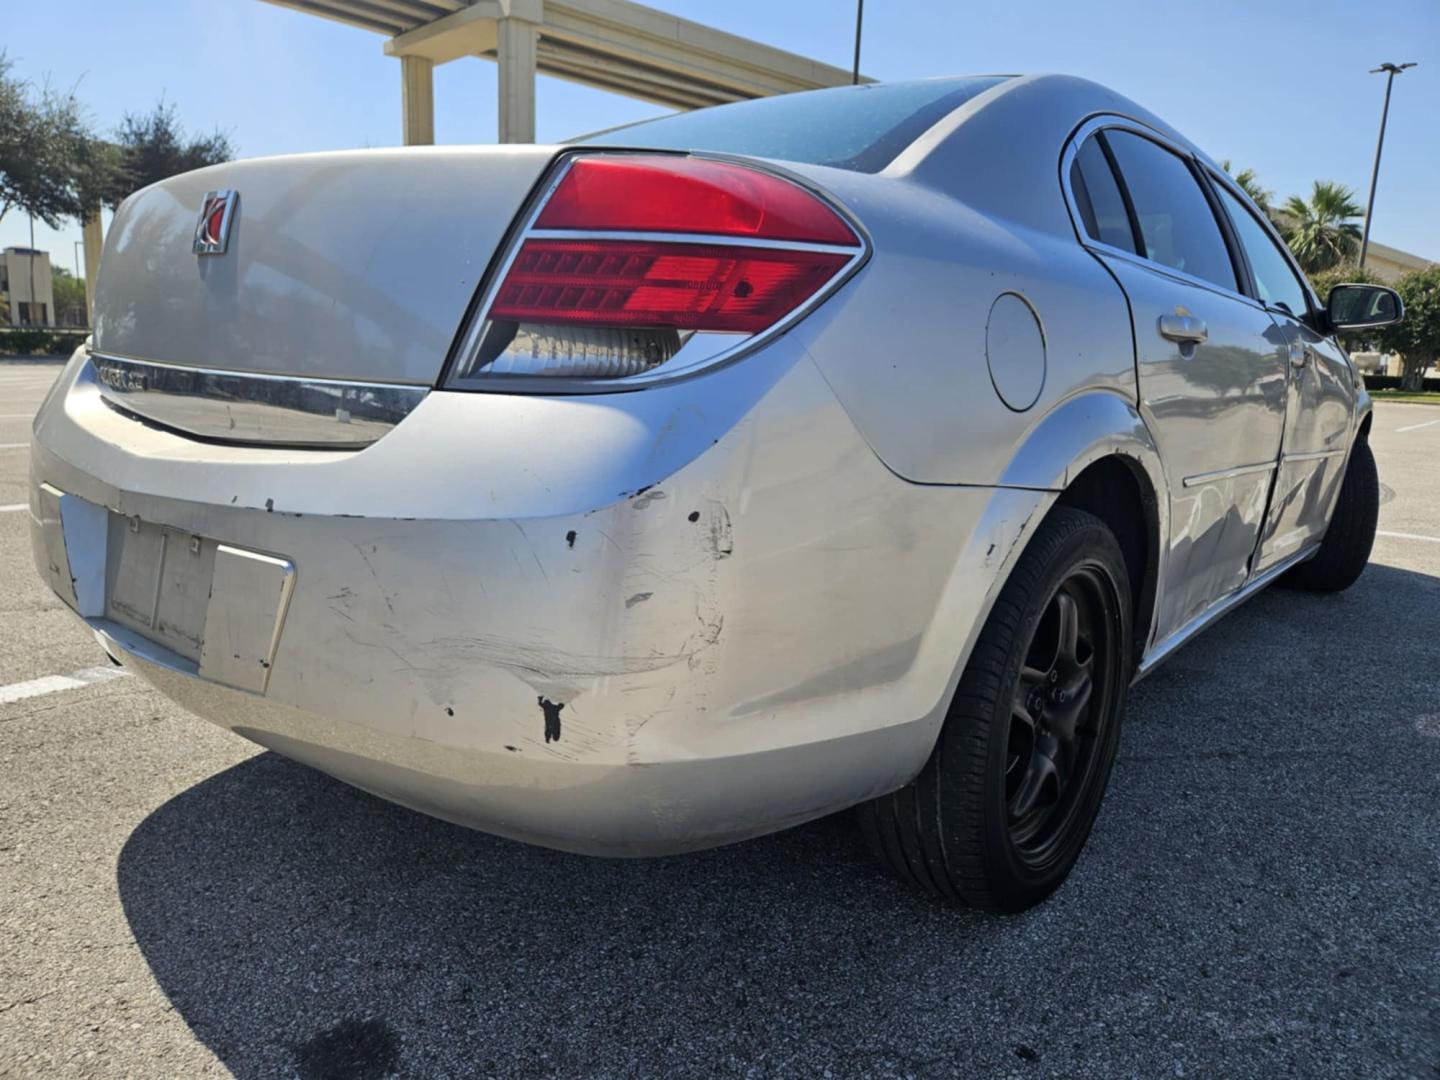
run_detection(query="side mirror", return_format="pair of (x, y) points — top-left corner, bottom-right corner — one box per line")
(1327, 283), (1404, 331)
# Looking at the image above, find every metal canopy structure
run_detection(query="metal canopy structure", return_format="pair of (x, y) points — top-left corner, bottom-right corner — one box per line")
(261, 0), (866, 144)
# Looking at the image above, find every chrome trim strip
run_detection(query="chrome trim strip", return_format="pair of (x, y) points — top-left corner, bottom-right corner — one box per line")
(1180, 460), (1277, 488)
(1281, 448), (1345, 464)
(1135, 544), (1316, 681)
(529, 228), (861, 255)
(89, 352), (429, 449)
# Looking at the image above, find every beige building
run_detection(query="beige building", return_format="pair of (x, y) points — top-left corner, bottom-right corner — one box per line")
(0, 247), (55, 327)
(1363, 240), (1435, 285)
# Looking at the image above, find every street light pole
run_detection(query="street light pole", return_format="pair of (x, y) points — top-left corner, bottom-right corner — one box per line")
(27, 213), (38, 327)
(851, 0), (863, 85)
(1359, 61), (1416, 270)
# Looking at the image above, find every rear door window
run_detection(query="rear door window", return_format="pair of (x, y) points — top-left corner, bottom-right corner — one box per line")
(1103, 130), (1238, 292)
(1070, 135), (1138, 254)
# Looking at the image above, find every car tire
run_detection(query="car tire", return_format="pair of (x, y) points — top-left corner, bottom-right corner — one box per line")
(857, 506), (1131, 913)
(1279, 437), (1378, 593)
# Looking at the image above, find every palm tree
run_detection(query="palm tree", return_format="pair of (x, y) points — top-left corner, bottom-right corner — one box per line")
(1280, 181), (1363, 273)
(1220, 160), (1274, 219)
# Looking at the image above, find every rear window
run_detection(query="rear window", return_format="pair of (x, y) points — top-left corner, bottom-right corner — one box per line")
(570, 76), (1012, 174)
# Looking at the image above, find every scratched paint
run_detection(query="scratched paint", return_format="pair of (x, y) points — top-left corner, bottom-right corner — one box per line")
(28, 350), (1054, 853)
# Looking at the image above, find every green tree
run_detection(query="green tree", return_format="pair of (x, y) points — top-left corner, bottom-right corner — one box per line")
(0, 54), (107, 228)
(1280, 181), (1363, 273)
(1308, 263), (1381, 302)
(1220, 159), (1274, 219)
(104, 101), (232, 206)
(50, 265), (86, 327)
(0, 54), (120, 324)
(1377, 265), (1440, 392)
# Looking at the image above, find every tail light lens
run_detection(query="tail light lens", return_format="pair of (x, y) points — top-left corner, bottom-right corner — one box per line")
(489, 240), (851, 334)
(531, 155), (859, 244)
(448, 154), (864, 390)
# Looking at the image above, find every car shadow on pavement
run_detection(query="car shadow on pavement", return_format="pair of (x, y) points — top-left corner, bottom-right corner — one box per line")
(116, 563), (1440, 1079)
(116, 758), (967, 1079)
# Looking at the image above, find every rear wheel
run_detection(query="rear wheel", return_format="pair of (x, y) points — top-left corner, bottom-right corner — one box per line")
(1281, 438), (1378, 593)
(857, 507), (1131, 912)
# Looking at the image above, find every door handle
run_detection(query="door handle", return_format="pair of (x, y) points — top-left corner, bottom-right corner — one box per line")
(1158, 314), (1208, 344)
(1288, 341), (1310, 369)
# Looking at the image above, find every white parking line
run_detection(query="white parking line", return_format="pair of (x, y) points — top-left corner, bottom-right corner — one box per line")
(1377, 530), (1440, 545)
(0, 504), (27, 514)
(0, 666), (129, 706)
(1395, 417), (1440, 433)
(0, 442), (28, 450)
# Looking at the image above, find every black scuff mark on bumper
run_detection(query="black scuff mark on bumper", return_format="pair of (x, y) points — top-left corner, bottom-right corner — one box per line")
(538, 696), (565, 743)
(709, 504), (733, 558)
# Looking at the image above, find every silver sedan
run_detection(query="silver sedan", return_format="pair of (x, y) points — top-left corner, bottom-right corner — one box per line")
(28, 74), (1401, 911)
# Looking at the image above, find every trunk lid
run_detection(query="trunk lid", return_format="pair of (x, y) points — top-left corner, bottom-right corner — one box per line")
(93, 145), (557, 386)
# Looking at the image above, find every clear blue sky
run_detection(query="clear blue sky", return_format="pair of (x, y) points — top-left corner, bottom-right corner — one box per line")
(4, 0), (1437, 272)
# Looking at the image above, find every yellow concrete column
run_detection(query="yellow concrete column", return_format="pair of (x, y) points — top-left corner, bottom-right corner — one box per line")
(81, 206), (103, 328)
(496, 16), (537, 143)
(401, 54), (435, 146)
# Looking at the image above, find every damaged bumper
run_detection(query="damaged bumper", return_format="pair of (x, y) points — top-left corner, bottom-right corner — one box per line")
(29, 344), (1051, 855)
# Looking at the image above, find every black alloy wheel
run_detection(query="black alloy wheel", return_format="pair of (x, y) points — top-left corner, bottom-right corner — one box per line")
(1005, 565), (1120, 871)
(857, 506), (1131, 912)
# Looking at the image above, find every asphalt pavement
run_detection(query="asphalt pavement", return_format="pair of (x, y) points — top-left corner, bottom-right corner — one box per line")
(1, 358), (1437, 1079)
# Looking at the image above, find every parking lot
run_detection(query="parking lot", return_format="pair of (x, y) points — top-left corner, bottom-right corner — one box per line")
(1, 356), (1437, 1079)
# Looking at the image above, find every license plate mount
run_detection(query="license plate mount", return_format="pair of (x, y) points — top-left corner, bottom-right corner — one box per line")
(105, 514), (217, 664)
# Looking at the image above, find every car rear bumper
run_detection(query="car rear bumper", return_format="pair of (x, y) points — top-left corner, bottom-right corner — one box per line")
(28, 344), (1051, 854)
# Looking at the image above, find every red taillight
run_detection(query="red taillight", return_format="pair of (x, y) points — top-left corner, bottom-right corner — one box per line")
(490, 239), (850, 333)
(459, 154), (863, 384)
(534, 155), (859, 245)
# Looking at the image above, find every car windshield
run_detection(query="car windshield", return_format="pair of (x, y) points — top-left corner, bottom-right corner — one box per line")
(569, 75), (1012, 174)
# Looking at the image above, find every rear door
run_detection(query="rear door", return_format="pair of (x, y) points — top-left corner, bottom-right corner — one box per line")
(1206, 178), (1358, 570)
(1066, 124), (1287, 642)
